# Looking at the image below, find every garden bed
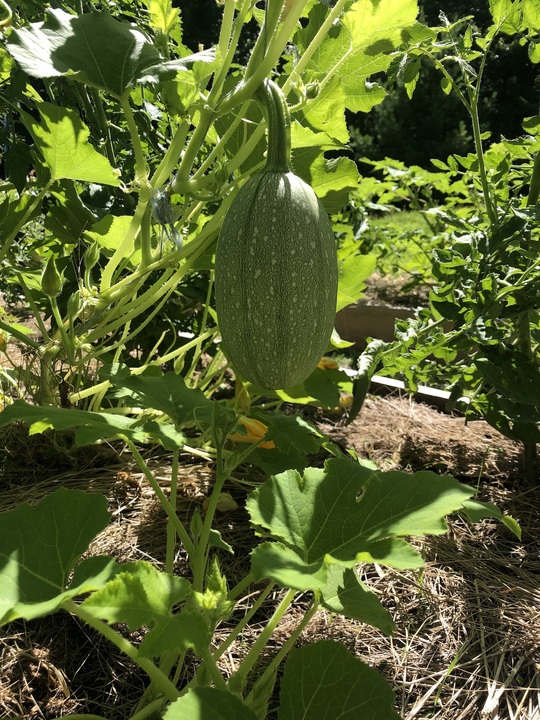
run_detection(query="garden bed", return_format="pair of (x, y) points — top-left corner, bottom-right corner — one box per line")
(1, 393), (538, 720)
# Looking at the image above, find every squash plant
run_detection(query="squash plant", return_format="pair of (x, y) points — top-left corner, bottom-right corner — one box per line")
(0, 0), (388, 408)
(0, 378), (519, 720)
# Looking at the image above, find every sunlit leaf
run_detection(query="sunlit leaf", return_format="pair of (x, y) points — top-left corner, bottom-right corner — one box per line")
(0, 488), (113, 623)
(337, 253), (377, 312)
(20, 103), (119, 185)
(81, 560), (209, 656)
(7, 8), (214, 96)
(246, 458), (476, 594)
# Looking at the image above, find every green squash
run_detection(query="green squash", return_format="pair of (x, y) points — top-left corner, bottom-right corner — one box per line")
(215, 80), (338, 390)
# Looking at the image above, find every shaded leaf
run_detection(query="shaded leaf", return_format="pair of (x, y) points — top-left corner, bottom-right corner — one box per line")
(319, 564), (395, 633)
(164, 688), (257, 720)
(251, 542), (327, 590)
(0, 400), (186, 450)
(247, 412), (324, 474)
(110, 371), (215, 427)
(278, 640), (401, 720)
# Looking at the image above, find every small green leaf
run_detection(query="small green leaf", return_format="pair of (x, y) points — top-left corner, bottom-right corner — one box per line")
(208, 529), (234, 555)
(81, 561), (209, 656)
(461, 500), (521, 540)
(278, 641), (401, 720)
(337, 253), (377, 312)
(319, 564), (395, 634)
(164, 688), (258, 720)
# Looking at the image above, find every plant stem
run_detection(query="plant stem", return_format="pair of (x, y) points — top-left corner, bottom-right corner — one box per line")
(527, 151), (540, 207)
(166, 449), (180, 575)
(130, 697), (168, 720)
(256, 79), (291, 171)
(208, 0), (254, 106)
(469, 90), (497, 228)
(140, 204), (153, 268)
(227, 588), (297, 688)
(218, 0), (310, 115)
(151, 120), (191, 190)
(245, 598), (318, 705)
(193, 439), (227, 592)
(50, 296), (75, 365)
(214, 582), (275, 661)
(99, 197), (149, 293)
(63, 600), (180, 703)
(90, 87), (116, 166)
(199, 646), (227, 690)
(282, 0), (349, 94)
(126, 440), (196, 558)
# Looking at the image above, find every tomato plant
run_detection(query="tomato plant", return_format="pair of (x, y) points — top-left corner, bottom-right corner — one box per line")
(349, 2), (540, 485)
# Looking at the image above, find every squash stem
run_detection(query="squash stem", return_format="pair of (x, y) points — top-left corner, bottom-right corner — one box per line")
(256, 79), (291, 172)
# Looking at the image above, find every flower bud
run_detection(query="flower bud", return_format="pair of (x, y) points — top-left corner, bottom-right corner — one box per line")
(41, 256), (63, 298)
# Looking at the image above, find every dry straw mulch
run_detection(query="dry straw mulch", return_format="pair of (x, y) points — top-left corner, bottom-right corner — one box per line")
(0, 395), (538, 719)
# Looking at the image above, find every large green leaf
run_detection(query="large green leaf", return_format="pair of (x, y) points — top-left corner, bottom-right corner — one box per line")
(110, 371), (216, 427)
(246, 458), (475, 606)
(0, 400), (185, 450)
(164, 688), (257, 720)
(81, 561), (208, 657)
(0, 488), (114, 623)
(7, 8), (215, 96)
(20, 103), (120, 184)
(278, 641), (401, 720)
(297, 0), (418, 137)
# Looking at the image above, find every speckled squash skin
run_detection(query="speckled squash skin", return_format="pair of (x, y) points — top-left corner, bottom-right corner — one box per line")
(215, 167), (338, 389)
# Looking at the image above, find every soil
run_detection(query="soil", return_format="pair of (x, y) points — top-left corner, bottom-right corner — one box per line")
(0, 390), (538, 720)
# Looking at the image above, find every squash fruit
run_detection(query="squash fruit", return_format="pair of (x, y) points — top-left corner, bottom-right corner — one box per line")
(215, 79), (338, 390)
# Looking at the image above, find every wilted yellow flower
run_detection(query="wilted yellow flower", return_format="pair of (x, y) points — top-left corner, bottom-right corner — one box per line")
(339, 393), (353, 410)
(228, 416), (275, 449)
(317, 356), (339, 370)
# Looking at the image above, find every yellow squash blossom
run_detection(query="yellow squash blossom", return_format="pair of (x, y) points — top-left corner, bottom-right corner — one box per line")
(228, 416), (275, 449)
(317, 356), (339, 370)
